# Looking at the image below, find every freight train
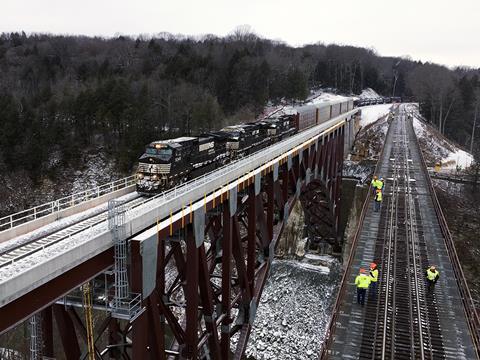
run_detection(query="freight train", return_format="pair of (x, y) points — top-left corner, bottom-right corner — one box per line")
(136, 98), (355, 194)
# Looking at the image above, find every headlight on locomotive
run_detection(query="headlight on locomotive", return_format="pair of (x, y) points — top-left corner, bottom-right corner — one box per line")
(137, 173), (144, 180)
(152, 174), (159, 181)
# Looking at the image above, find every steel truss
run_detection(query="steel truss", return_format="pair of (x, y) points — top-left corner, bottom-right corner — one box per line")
(126, 125), (345, 359)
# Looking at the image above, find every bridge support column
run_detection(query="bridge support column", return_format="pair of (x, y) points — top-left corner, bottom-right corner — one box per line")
(108, 318), (122, 359)
(183, 224), (199, 359)
(130, 240), (149, 359)
(53, 305), (81, 360)
(221, 194), (233, 358)
(267, 172), (274, 241)
(41, 306), (53, 358)
(247, 184), (257, 295)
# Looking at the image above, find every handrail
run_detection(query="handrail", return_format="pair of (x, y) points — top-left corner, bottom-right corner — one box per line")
(0, 175), (136, 232)
(412, 119), (480, 358)
(319, 110), (394, 358)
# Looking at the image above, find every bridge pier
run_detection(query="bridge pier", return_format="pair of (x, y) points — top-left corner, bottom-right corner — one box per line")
(41, 307), (54, 358)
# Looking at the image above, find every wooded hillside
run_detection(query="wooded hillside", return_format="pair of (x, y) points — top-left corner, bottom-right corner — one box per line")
(0, 30), (478, 179)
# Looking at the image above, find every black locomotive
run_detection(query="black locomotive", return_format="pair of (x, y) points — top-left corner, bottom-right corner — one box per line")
(136, 99), (354, 194)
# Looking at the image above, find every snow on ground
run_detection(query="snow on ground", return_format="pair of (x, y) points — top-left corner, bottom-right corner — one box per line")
(307, 90), (348, 104)
(342, 159), (375, 182)
(442, 148), (473, 170)
(240, 259), (341, 359)
(261, 90), (351, 119)
(0, 347), (21, 359)
(359, 88), (382, 99)
(359, 104), (392, 127)
(407, 103), (474, 170)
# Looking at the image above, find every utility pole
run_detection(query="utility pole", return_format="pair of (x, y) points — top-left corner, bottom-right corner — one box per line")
(392, 60), (401, 98)
(470, 102), (478, 154)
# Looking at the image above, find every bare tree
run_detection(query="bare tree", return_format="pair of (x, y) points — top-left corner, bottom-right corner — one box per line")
(407, 63), (457, 134)
(471, 89), (480, 153)
(228, 25), (259, 42)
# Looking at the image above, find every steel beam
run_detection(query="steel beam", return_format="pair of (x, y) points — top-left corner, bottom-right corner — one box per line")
(53, 305), (81, 360)
(0, 248), (113, 334)
(221, 201), (232, 357)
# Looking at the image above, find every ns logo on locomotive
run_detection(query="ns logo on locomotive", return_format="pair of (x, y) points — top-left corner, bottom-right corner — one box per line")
(135, 99), (354, 194)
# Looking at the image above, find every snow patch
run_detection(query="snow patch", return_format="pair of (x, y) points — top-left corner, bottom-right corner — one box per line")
(241, 259), (341, 359)
(443, 149), (474, 170)
(359, 88), (382, 100)
(408, 104), (474, 170)
(306, 90), (349, 104)
(359, 104), (392, 127)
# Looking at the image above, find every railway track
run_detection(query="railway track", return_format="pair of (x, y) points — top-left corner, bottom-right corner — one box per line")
(321, 104), (477, 359)
(0, 194), (144, 270)
(358, 108), (446, 359)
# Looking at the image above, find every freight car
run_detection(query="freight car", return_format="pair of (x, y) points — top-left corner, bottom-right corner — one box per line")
(136, 98), (355, 194)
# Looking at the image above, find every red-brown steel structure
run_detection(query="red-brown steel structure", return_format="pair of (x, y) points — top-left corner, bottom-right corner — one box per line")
(0, 119), (351, 359)
(127, 121), (346, 359)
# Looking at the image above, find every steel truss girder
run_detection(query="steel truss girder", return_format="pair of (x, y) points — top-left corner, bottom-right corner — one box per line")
(129, 123), (346, 359)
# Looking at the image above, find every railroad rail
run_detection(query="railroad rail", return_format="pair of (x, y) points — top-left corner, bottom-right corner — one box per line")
(429, 172), (480, 185)
(0, 194), (143, 269)
(319, 107), (394, 358)
(320, 105), (478, 359)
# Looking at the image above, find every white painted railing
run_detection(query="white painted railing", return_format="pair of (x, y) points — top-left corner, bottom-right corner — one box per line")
(0, 175), (137, 232)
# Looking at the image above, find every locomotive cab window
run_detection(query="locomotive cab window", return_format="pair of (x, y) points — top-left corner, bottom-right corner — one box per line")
(147, 147), (173, 161)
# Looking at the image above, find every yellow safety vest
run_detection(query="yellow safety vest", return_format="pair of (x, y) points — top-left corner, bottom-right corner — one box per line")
(370, 268), (378, 282)
(355, 274), (371, 289)
(375, 191), (382, 202)
(426, 269), (439, 281)
(372, 179), (383, 190)
(377, 180), (384, 190)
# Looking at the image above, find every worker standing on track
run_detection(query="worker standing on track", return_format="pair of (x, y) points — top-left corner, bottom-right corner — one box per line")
(355, 268), (371, 306)
(379, 177), (385, 192)
(426, 265), (439, 292)
(369, 263), (379, 300)
(371, 175), (380, 195)
(374, 188), (382, 212)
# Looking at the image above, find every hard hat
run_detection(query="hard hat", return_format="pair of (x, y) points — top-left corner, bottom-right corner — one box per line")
(370, 262), (377, 269)
(430, 265), (436, 270)
(380, 177), (384, 181)
(359, 268), (366, 273)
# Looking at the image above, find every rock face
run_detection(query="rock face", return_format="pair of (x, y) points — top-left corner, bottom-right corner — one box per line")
(276, 200), (306, 258)
(243, 259), (342, 359)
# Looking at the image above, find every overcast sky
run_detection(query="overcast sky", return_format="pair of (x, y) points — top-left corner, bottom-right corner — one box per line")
(1, 0), (479, 68)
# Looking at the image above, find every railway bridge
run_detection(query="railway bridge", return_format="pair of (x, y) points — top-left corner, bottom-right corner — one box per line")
(320, 104), (480, 359)
(0, 108), (357, 359)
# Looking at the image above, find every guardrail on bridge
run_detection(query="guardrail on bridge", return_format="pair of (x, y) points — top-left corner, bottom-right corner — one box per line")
(0, 175), (136, 233)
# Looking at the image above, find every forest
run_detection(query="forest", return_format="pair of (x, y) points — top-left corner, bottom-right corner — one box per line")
(0, 29), (479, 179)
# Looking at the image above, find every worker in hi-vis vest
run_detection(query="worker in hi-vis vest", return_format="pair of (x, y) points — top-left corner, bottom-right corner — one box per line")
(369, 262), (379, 299)
(355, 268), (371, 306)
